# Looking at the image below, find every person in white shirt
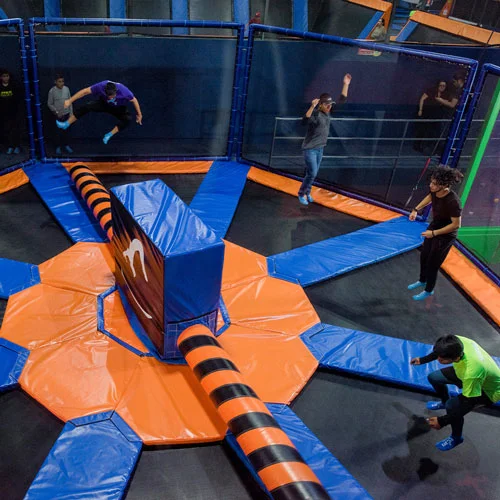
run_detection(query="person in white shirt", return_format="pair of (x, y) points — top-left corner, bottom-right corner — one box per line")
(47, 74), (73, 155)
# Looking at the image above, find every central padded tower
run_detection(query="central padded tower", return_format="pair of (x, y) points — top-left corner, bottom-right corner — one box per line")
(110, 179), (224, 360)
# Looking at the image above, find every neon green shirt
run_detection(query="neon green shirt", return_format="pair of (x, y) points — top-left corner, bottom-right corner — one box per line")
(454, 336), (500, 403)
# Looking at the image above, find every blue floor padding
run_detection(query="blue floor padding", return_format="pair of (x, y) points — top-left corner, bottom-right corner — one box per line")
(0, 258), (40, 299)
(302, 324), (500, 406)
(190, 161), (250, 239)
(268, 217), (426, 286)
(25, 411), (142, 500)
(268, 404), (372, 500)
(23, 162), (106, 243)
(0, 338), (30, 392)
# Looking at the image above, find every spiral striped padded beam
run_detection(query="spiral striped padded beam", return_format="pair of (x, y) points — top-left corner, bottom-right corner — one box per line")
(178, 324), (330, 500)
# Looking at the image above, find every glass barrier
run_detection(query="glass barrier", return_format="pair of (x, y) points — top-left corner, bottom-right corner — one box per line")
(456, 68), (500, 277)
(0, 26), (33, 171)
(241, 28), (475, 208)
(31, 19), (242, 160)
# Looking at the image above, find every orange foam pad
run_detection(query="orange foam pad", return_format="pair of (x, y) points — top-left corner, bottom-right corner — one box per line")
(234, 423), (295, 456)
(219, 397), (271, 423)
(410, 11), (494, 44)
(218, 325), (318, 405)
(0, 168), (29, 194)
(442, 247), (500, 326)
(248, 167), (399, 222)
(221, 240), (268, 290)
(221, 275), (320, 337)
(20, 331), (139, 422)
(63, 161), (212, 174)
(1, 284), (98, 351)
(39, 242), (115, 295)
(349, 0), (392, 12)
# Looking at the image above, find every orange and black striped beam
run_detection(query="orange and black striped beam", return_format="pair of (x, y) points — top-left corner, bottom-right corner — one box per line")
(68, 164), (113, 240)
(178, 325), (330, 500)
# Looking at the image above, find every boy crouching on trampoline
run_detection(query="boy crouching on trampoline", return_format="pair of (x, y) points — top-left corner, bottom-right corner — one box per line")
(408, 165), (463, 300)
(57, 80), (143, 144)
(298, 73), (351, 206)
(411, 335), (500, 451)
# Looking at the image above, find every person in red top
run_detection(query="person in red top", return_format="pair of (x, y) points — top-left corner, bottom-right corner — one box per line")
(408, 166), (463, 300)
(249, 12), (262, 25)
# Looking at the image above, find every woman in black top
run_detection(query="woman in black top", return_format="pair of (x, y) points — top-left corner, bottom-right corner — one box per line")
(408, 166), (463, 300)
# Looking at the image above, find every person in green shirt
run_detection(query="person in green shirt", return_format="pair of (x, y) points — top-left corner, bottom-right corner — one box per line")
(411, 335), (500, 451)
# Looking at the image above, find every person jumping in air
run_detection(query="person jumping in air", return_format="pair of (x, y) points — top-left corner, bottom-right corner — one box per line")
(408, 165), (463, 300)
(411, 335), (500, 451)
(298, 73), (351, 206)
(57, 80), (143, 144)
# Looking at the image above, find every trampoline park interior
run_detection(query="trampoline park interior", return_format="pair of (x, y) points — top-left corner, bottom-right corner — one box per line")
(2, 1), (500, 499)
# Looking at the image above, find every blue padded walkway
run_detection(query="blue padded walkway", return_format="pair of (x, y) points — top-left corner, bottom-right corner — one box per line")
(226, 404), (371, 500)
(269, 404), (372, 500)
(23, 162), (106, 243)
(25, 411), (142, 499)
(0, 258), (40, 299)
(190, 161), (250, 239)
(302, 324), (500, 406)
(0, 338), (30, 392)
(268, 217), (426, 286)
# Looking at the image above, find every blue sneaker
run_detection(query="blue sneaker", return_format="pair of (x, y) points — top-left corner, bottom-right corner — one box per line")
(413, 290), (434, 301)
(55, 147), (62, 155)
(56, 120), (70, 130)
(408, 281), (426, 290)
(436, 436), (463, 451)
(103, 132), (113, 145)
(65, 145), (73, 153)
(13, 147), (20, 154)
(307, 194), (314, 203)
(6, 147), (13, 154)
(298, 195), (308, 206)
(426, 401), (445, 411)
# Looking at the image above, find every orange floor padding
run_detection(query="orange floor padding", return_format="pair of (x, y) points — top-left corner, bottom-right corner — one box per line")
(247, 167), (399, 222)
(442, 247), (500, 326)
(0, 168), (29, 194)
(62, 161), (212, 174)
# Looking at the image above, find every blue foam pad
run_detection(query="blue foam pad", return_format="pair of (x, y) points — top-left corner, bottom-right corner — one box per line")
(0, 258), (40, 299)
(302, 324), (500, 406)
(268, 217), (426, 286)
(0, 338), (30, 392)
(268, 404), (372, 499)
(25, 411), (142, 499)
(190, 161), (250, 239)
(23, 162), (106, 243)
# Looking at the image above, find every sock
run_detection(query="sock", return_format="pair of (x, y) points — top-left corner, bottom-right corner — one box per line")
(103, 132), (114, 145)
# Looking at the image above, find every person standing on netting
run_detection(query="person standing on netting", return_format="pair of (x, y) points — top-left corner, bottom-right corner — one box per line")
(0, 69), (22, 155)
(408, 165), (463, 300)
(56, 80), (143, 144)
(410, 334), (500, 451)
(298, 73), (351, 206)
(47, 73), (73, 155)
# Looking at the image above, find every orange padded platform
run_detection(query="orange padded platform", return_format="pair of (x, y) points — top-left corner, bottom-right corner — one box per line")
(247, 167), (399, 222)
(442, 247), (500, 326)
(63, 161), (212, 174)
(0, 168), (29, 194)
(410, 11), (496, 45)
(39, 242), (115, 295)
(350, 0), (392, 26)
(221, 275), (320, 337)
(218, 324), (318, 404)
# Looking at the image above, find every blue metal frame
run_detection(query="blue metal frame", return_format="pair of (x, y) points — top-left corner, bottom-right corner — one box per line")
(394, 20), (418, 42)
(28, 18), (245, 163)
(358, 11), (383, 40)
(0, 19), (37, 162)
(450, 63), (500, 169)
(237, 23), (478, 161)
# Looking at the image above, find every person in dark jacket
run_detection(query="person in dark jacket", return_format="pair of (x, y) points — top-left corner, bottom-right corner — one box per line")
(298, 73), (351, 206)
